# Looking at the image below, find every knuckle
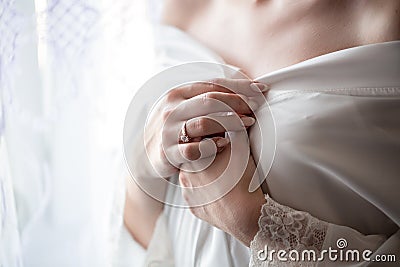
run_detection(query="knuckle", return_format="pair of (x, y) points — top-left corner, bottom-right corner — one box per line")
(201, 92), (218, 106)
(209, 78), (223, 87)
(205, 80), (220, 92)
(207, 92), (218, 99)
(161, 108), (172, 121)
(194, 118), (209, 133)
(187, 83), (196, 94)
(201, 92), (210, 105)
(165, 88), (179, 102)
(182, 145), (198, 160)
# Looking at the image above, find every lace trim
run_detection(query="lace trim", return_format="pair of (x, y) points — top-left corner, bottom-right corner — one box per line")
(250, 195), (328, 266)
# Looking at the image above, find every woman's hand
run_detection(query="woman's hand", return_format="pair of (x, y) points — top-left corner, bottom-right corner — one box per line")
(144, 78), (267, 178)
(179, 144), (266, 246)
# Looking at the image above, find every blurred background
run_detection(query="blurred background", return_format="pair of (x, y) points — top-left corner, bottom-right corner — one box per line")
(0, 0), (160, 266)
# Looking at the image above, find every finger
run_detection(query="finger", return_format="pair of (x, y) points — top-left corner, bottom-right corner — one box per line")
(175, 79), (268, 99)
(211, 78), (269, 96)
(180, 137), (229, 161)
(168, 137), (230, 164)
(176, 92), (257, 119)
(185, 115), (255, 138)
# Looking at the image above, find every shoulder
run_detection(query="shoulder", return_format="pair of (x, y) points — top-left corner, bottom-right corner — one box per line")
(160, 0), (211, 30)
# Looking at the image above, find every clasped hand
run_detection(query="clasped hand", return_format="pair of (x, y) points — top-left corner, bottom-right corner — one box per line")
(146, 78), (268, 246)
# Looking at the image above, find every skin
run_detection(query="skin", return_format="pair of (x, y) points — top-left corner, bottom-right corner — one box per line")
(124, 79), (265, 248)
(162, 0), (400, 77)
(180, 145), (265, 246)
(125, 0), (400, 249)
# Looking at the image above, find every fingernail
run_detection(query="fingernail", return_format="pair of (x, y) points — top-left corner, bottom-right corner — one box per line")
(216, 138), (230, 148)
(248, 99), (259, 110)
(250, 82), (269, 92)
(241, 116), (256, 127)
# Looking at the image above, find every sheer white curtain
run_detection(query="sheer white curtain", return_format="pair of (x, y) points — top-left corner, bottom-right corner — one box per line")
(0, 0), (157, 266)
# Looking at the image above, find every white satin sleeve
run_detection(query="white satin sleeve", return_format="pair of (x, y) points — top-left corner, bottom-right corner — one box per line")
(143, 213), (175, 266)
(249, 195), (397, 266)
(113, 213), (174, 267)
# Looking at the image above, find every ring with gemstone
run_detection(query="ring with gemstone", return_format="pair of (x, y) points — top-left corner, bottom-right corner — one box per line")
(180, 122), (191, 143)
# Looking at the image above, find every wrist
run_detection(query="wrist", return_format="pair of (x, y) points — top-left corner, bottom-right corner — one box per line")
(230, 192), (266, 247)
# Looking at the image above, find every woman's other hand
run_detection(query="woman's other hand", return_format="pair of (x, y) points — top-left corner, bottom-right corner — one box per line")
(179, 144), (266, 247)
